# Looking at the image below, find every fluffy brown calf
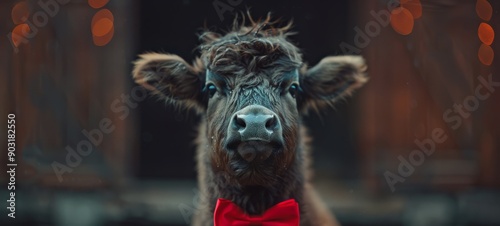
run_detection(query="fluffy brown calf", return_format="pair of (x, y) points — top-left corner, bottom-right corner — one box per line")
(133, 15), (367, 226)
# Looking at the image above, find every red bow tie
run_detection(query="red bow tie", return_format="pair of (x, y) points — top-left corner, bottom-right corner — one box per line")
(214, 198), (299, 226)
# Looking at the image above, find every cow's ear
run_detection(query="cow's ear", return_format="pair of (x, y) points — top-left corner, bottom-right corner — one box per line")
(299, 55), (367, 113)
(133, 53), (205, 112)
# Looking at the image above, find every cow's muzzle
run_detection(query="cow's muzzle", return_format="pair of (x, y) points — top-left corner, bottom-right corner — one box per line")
(225, 105), (284, 162)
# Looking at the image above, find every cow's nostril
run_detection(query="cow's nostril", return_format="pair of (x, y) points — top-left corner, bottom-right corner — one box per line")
(265, 115), (277, 130)
(235, 115), (246, 129)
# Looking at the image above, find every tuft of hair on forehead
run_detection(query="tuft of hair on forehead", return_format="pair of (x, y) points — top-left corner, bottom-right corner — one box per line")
(200, 12), (295, 43)
(233, 11), (294, 38)
(198, 12), (302, 75)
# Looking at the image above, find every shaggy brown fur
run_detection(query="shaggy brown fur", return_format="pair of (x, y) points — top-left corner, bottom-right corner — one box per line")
(133, 14), (367, 226)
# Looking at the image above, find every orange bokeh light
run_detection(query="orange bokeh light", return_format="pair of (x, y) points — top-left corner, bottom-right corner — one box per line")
(93, 26), (114, 46)
(402, 0), (422, 19)
(390, 7), (414, 35)
(92, 18), (113, 37)
(12, 23), (30, 47)
(478, 43), (494, 65)
(91, 8), (114, 46)
(476, 0), (492, 21)
(88, 0), (109, 9)
(11, 1), (30, 25)
(91, 9), (114, 28)
(478, 22), (494, 45)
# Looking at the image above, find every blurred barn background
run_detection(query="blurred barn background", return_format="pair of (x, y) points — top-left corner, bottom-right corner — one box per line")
(1, 0), (499, 225)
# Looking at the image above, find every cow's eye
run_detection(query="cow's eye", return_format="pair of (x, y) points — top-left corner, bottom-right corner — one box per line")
(288, 84), (299, 98)
(207, 84), (217, 98)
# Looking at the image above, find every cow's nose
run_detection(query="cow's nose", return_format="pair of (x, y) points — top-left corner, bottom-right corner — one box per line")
(227, 105), (283, 162)
(231, 105), (280, 142)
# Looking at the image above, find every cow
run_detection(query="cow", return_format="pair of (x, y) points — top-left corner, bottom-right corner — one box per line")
(132, 14), (367, 226)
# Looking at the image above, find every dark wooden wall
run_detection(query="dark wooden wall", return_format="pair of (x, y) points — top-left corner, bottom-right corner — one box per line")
(1, 0), (137, 188)
(356, 0), (500, 192)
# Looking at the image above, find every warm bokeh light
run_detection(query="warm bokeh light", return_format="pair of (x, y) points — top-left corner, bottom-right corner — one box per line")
(478, 43), (494, 65)
(476, 0), (492, 21)
(478, 22), (494, 45)
(93, 26), (114, 46)
(11, 1), (30, 25)
(91, 8), (114, 46)
(401, 0), (422, 19)
(88, 0), (109, 9)
(92, 18), (113, 37)
(390, 7), (414, 35)
(91, 8), (114, 28)
(11, 23), (30, 47)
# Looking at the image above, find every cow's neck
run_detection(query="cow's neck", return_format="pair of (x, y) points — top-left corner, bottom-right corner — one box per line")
(196, 121), (306, 216)
(212, 158), (304, 215)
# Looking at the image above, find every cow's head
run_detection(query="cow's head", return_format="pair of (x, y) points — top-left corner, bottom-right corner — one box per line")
(133, 16), (367, 186)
